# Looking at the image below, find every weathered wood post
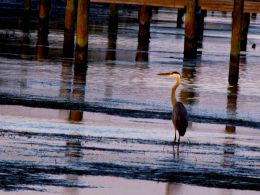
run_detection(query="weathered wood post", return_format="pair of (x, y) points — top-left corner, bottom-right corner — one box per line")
(229, 0), (244, 85)
(36, 0), (51, 60)
(184, 0), (198, 59)
(23, 0), (31, 31)
(106, 4), (118, 62)
(241, 13), (250, 51)
(75, 0), (90, 66)
(197, 10), (206, 48)
(63, 0), (77, 56)
(177, 8), (185, 28)
(37, 0), (51, 45)
(136, 5), (152, 62)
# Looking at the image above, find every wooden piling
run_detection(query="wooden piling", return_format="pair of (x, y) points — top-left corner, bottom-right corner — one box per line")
(177, 8), (185, 28)
(136, 40), (149, 62)
(106, 4), (118, 62)
(137, 5), (152, 43)
(241, 13), (250, 51)
(23, 0), (31, 31)
(75, 0), (90, 66)
(197, 9), (206, 48)
(136, 5), (152, 62)
(251, 13), (257, 19)
(63, 0), (77, 56)
(229, 0), (244, 85)
(37, 0), (51, 45)
(184, 0), (198, 59)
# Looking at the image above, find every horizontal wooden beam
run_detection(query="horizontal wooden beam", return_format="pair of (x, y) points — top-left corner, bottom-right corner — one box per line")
(91, 0), (260, 13)
(92, 0), (185, 8)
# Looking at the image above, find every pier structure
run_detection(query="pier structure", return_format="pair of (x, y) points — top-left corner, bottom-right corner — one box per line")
(31, 0), (260, 84)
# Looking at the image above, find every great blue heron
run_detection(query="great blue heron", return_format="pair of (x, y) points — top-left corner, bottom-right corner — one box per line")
(158, 71), (188, 146)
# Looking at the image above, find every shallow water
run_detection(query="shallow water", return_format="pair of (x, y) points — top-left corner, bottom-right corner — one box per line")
(0, 1), (260, 194)
(1, 6), (260, 126)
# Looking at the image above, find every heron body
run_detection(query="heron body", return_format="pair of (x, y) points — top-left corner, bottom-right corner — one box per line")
(172, 101), (188, 137)
(158, 71), (188, 144)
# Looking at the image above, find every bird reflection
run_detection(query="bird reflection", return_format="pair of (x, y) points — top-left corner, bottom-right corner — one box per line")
(158, 72), (188, 150)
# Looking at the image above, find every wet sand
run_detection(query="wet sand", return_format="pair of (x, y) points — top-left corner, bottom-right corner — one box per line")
(0, 176), (259, 195)
(0, 105), (259, 194)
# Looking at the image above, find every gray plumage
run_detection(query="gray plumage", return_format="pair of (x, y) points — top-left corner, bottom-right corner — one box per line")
(172, 102), (188, 137)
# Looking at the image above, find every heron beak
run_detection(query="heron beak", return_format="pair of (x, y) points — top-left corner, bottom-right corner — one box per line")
(157, 72), (173, 77)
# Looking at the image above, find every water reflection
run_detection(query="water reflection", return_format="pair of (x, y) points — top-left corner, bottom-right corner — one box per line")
(63, 55), (87, 195)
(35, 36), (49, 61)
(68, 65), (87, 121)
(165, 183), (183, 195)
(106, 4), (118, 63)
(64, 127), (82, 195)
(20, 32), (31, 60)
(135, 39), (150, 62)
(223, 84), (239, 168)
(222, 134), (236, 168)
(20, 32), (30, 89)
(180, 60), (199, 108)
(226, 84), (239, 118)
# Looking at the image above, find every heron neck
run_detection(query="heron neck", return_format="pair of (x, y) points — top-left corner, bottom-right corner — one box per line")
(171, 77), (180, 108)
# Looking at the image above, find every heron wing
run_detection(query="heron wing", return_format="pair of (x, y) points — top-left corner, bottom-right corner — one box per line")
(172, 102), (188, 136)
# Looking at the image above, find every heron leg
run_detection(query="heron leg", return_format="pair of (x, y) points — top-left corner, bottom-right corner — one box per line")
(178, 134), (180, 145)
(174, 129), (177, 143)
(173, 129), (177, 155)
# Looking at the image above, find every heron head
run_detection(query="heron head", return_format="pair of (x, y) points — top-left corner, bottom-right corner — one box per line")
(158, 71), (181, 78)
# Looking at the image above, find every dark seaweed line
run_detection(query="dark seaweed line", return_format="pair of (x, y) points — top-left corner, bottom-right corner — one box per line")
(0, 161), (97, 192)
(1, 128), (259, 153)
(0, 160), (259, 191)
(1, 93), (260, 129)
